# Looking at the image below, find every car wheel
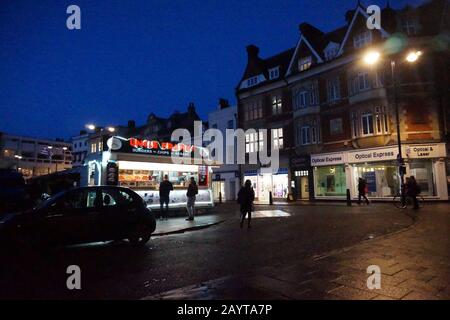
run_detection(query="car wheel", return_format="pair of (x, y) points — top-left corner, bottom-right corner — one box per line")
(128, 225), (151, 246)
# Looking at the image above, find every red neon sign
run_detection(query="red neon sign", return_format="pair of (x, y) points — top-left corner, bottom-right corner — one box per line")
(129, 138), (195, 153)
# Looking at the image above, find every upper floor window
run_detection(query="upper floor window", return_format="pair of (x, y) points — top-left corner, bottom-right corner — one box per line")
(353, 31), (372, 49)
(330, 118), (343, 135)
(271, 128), (284, 150)
(90, 143), (97, 153)
(243, 100), (263, 121)
(298, 56), (312, 72)
(246, 76), (258, 87)
(327, 77), (340, 102)
(293, 81), (318, 110)
(98, 141), (103, 152)
(358, 72), (370, 91)
(402, 19), (418, 35)
(271, 95), (282, 115)
(269, 67), (280, 80)
(301, 126), (310, 145)
(245, 131), (264, 153)
(361, 112), (374, 136)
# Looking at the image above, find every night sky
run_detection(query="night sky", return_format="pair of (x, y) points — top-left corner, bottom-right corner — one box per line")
(0, 0), (424, 140)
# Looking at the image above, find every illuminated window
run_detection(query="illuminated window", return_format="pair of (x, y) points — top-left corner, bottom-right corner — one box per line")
(90, 143), (97, 153)
(272, 128), (283, 150)
(298, 56), (312, 71)
(362, 112), (374, 135)
(271, 95), (282, 115)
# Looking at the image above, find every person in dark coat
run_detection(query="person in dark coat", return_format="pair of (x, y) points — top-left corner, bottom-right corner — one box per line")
(186, 177), (198, 221)
(159, 175), (173, 220)
(406, 175), (420, 209)
(357, 177), (370, 205)
(237, 180), (255, 229)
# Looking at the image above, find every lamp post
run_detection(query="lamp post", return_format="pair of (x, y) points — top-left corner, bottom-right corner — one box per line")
(364, 49), (422, 205)
(14, 155), (22, 172)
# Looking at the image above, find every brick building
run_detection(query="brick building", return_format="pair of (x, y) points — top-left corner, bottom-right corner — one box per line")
(236, 0), (450, 201)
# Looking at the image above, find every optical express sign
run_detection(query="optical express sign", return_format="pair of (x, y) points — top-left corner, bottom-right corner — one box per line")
(311, 144), (446, 166)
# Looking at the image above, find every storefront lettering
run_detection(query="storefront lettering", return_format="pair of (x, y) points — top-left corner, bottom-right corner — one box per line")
(311, 156), (343, 165)
(129, 138), (195, 153)
(353, 151), (395, 160)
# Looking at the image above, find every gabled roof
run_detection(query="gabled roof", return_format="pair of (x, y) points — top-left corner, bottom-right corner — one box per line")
(337, 3), (390, 56)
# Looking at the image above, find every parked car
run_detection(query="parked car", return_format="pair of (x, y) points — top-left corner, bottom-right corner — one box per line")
(0, 186), (156, 248)
(0, 169), (28, 215)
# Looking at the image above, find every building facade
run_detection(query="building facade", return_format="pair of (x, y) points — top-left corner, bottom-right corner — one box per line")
(208, 99), (240, 201)
(71, 130), (89, 167)
(0, 132), (72, 179)
(236, 0), (450, 201)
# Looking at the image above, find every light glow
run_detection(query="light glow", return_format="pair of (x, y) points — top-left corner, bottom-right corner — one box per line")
(117, 160), (200, 172)
(406, 51), (422, 63)
(363, 51), (381, 65)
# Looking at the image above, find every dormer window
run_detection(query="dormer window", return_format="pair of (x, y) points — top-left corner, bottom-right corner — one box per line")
(353, 31), (372, 49)
(298, 56), (312, 72)
(246, 76), (258, 87)
(269, 67), (280, 80)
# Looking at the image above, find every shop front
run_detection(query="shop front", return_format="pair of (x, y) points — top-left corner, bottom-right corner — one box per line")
(85, 136), (214, 210)
(291, 155), (313, 200)
(311, 143), (448, 200)
(244, 168), (289, 201)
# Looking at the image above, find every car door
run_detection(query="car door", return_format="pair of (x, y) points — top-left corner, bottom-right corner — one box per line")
(94, 188), (139, 240)
(37, 189), (93, 245)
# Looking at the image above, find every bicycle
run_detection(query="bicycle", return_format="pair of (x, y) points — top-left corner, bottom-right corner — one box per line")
(392, 192), (425, 209)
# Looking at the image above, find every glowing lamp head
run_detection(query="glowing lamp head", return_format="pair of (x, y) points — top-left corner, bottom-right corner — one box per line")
(363, 51), (381, 65)
(107, 127), (115, 133)
(86, 124), (96, 131)
(406, 51), (422, 63)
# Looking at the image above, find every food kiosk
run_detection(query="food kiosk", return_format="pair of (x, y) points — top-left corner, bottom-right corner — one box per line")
(89, 136), (214, 210)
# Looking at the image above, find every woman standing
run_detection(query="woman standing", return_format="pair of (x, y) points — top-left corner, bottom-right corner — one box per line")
(237, 180), (255, 229)
(186, 177), (198, 221)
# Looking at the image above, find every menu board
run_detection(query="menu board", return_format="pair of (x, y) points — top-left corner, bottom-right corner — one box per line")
(135, 189), (214, 210)
(118, 169), (156, 188)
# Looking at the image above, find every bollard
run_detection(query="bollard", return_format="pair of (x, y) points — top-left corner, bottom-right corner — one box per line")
(219, 191), (222, 204)
(269, 191), (273, 205)
(346, 189), (352, 206)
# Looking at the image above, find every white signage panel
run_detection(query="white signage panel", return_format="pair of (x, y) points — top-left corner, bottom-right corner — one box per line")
(348, 146), (398, 164)
(311, 153), (345, 166)
(404, 144), (446, 159)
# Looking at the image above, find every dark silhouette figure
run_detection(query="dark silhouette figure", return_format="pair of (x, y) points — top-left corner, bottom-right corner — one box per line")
(159, 175), (174, 220)
(237, 180), (255, 229)
(358, 177), (370, 205)
(186, 177), (198, 221)
(406, 175), (420, 209)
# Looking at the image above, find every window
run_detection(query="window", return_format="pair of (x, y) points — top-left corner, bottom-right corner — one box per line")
(327, 77), (340, 102)
(227, 120), (234, 129)
(324, 47), (338, 61)
(269, 67), (280, 80)
(358, 72), (370, 91)
(244, 100), (263, 121)
(361, 112), (374, 135)
(301, 126), (310, 145)
(246, 76), (258, 87)
(330, 118), (343, 135)
(271, 128), (283, 150)
(351, 112), (359, 138)
(245, 132), (264, 153)
(353, 31), (372, 49)
(90, 143), (97, 153)
(271, 95), (282, 115)
(293, 81), (318, 110)
(299, 56), (312, 71)
(402, 19), (418, 35)
(98, 141), (103, 152)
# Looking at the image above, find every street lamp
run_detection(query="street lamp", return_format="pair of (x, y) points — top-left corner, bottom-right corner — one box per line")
(86, 124), (96, 131)
(107, 126), (115, 133)
(363, 49), (422, 205)
(14, 155), (22, 172)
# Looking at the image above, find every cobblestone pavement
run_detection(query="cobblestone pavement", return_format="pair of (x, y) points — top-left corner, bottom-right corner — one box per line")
(148, 203), (450, 300)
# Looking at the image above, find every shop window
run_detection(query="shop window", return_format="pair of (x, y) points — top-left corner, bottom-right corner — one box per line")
(361, 112), (374, 135)
(408, 160), (436, 196)
(330, 118), (343, 135)
(352, 162), (399, 197)
(271, 128), (283, 150)
(314, 165), (347, 196)
(271, 95), (282, 115)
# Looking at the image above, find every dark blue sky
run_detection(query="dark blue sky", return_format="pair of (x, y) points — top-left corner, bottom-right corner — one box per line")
(0, 0), (423, 140)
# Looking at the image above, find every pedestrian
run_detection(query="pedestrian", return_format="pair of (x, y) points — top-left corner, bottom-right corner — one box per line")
(237, 179), (255, 229)
(357, 177), (370, 205)
(186, 177), (198, 221)
(407, 175), (420, 209)
(159, 174), (173, 220)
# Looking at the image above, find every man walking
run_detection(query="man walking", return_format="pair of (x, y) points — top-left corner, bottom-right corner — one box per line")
(407, 175), (420, 210)
(357, 177), (370, 205)
(237, 179), (255, 229)
(159, 174), (173, 220)
(186, 177), (198, 221)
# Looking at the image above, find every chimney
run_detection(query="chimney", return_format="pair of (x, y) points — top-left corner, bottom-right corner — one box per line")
(128, 120), (136, 128)
(218, 98), (230, 110)
(188, 102), (196, 114)
(79, 130), (87, 135)
(246, 45), (260, 62)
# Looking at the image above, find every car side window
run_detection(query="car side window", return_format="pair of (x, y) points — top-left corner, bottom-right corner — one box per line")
(48, 190), (87, 214)
(119, 190), (135, 205)
(86, 191), (101, 208)
(102, 192), (117, 207)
